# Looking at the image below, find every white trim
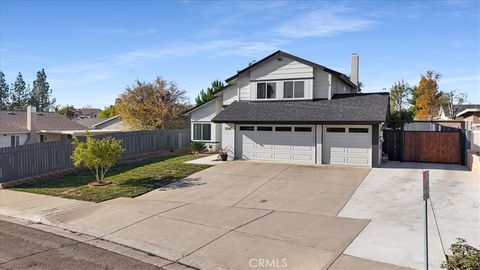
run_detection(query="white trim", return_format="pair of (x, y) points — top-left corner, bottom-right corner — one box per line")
(456, 108), (480, 117)
(184, 98), (218, 115)
(92, 115), (120, 128)
(192, 122), (212, 141)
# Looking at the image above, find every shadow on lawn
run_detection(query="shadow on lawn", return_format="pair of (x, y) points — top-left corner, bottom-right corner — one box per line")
(15, 155), (183, 189)
(120, 175), (206, 191)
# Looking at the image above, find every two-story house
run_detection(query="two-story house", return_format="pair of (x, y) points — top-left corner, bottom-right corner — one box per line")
(185, 51), (389, 167)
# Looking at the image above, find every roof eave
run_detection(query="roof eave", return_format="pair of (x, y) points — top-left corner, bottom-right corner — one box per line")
(183, 97), (218, 115)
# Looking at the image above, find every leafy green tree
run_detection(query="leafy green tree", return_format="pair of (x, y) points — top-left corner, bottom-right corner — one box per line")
(55, 104), (75, 119)
(387, 80), (414, 129)
(29, 69), (55, 112)
(195, 80), (224, 105)
(0, 71), (9, 110)
(98, 105), (117, 118)
(71, 134), (125, 183)
(388, 111), (414, 130)
(9, 72), (30, 111)
(390, 80), (411, 112)
(441, 238), (479, 270)
(116, 77), (188, 130)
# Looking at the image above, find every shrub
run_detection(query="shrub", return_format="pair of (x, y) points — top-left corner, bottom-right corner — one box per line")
(71, 134), (125, 183)
(191, 141), (206, 154)
(441, 238), (480, 270)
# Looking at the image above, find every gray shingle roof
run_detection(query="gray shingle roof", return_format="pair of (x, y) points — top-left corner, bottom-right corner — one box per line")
(74, 117), (107, 128)
(211, 93), (389, 124)
(0, 111), (87, 133)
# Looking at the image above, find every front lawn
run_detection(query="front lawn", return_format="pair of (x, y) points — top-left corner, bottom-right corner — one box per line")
(13, 154), (210, 202)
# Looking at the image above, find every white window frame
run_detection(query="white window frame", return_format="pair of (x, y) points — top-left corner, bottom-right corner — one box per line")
(192, 122), (212, 141)
(256, 82), (277, 100)
(11, 135), (20, 147)
(283, 80), (305, 99)
(254, 80), (309, 101)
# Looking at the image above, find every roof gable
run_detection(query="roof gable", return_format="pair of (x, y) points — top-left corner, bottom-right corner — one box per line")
(225, 50), (356, 88)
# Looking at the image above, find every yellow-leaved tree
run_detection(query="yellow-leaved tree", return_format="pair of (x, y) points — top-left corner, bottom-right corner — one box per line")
(415, 71), (444, 120)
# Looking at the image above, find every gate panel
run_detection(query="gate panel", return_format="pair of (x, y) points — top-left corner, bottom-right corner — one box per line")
(403, 131), (460, 163)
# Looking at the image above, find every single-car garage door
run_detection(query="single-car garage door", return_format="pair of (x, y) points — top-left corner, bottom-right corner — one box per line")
(237, 125), (315, 163)
(323, 125), (371, 167)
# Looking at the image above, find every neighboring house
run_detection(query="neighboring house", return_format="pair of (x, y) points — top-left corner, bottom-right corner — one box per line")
(74, 115), (132, 131)
(0, 106), (87, 148)
(438, 104), (480, 129)
(73, 108), (101, 119)
(184, 51), (389, 167)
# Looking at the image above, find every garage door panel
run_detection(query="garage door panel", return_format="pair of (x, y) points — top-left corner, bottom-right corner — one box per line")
(242, 153), (255, 159)
(347, 157), (369, 165)
(256, 152), (273, 159)
(347, 148), (369, 154)
(294, 154), (314, 161)
(275, 145), (293, 151)
(324, 125), (371, 167)
(243, 143), (255, 149)
(274, 153), (293, 160)
(330, 147), (347, 153)
(257, 144), (273, 150)
(238, 126), (315, 164)
(293, 145), (313, 151)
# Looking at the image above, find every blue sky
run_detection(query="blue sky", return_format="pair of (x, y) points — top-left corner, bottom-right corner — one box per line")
(1, 0), (479, 109)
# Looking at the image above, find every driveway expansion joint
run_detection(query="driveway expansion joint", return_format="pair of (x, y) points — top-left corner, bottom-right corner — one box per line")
(231, 164), (293, 207)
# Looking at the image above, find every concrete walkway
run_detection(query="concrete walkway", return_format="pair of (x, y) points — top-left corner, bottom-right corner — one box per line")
(184, 154), (227, 165)
(0, 190), (93, 223)
(0, 162), (409, 270)
(339, 162), (480, 270)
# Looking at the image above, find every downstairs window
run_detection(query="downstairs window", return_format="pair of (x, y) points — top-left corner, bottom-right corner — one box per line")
(193, 123), (211, 140)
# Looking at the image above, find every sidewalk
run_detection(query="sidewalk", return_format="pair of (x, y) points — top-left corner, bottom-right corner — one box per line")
(0, 190), (196, 270)
(0, 189), (93, 223)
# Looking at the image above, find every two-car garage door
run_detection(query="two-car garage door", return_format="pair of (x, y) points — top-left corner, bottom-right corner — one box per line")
(236, 125), (372, 166)
(237, 125), (316, 163)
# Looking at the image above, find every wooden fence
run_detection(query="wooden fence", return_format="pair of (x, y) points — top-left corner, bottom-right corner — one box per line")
(0, 128), (190, 183)
(383, 129), (464, 164)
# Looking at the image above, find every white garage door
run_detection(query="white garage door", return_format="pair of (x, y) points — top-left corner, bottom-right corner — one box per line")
(323, 125), (371, 167)
(237, 125), (315, 163)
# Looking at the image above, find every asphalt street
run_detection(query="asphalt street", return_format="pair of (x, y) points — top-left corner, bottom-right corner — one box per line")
(0, 220), (160, 270)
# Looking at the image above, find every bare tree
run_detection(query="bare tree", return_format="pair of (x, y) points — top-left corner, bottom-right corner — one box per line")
(442, 90), (468, 119)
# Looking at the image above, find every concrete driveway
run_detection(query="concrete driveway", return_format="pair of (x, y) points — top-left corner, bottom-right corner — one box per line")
(339, 162), (480, 270)
(45, 161), (407, 270)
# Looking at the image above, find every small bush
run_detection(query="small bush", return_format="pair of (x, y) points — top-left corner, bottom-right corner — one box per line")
(441, 238), (480, 270)
(191, 141), (206, 154)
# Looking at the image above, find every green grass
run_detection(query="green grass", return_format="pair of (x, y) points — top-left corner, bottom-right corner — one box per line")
(12, 154), (211, 202)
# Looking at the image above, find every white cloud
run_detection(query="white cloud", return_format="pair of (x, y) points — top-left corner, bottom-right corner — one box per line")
(275, 7), (374, 38)
(112, 39), (282, 65)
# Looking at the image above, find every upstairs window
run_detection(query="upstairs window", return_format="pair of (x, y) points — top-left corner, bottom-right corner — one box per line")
(257, 82), (276, 99)
(284, 81), (305, 98)
(193, 123), (211, 141)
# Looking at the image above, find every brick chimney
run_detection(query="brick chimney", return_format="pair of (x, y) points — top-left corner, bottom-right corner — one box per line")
(26, 105), (39, 143)
(350, 53), (359, 92)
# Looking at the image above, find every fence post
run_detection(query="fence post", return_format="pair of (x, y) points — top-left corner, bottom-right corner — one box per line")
(178, 132), (183, 148)
(400, 125), (404, 162)
(460, 122), (466, 166)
